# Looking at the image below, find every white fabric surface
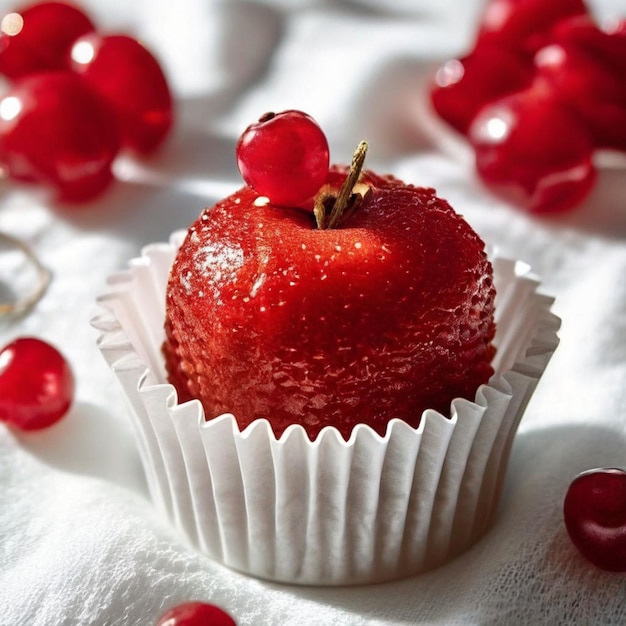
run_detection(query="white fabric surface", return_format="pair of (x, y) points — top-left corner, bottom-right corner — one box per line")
(0, 0), (625, 624)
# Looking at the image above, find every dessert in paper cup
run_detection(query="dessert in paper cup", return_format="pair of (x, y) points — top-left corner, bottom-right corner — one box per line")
(93, 118), (559, 585)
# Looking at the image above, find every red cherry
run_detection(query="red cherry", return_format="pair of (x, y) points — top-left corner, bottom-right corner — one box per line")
(0, 337), (74, 430)
(0, 71), (121, 201)
(552, 15), (626, 77)
(564, 468), (626, 572)
(476, 0), (588, 57)
(469, 88), (596, 213)
(236, 110), (330, 206)
(541, 16), (626, 152)
(70, 34), (173, 154)
(534, 41), (626, 151)
(0, 1), (95, 79)
(430, 43), (533, 134)
(156, 602), (236, 626)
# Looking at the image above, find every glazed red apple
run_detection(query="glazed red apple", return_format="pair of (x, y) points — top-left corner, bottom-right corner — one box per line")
(564, 468), (626, 572)
(163, 143), (496, 440)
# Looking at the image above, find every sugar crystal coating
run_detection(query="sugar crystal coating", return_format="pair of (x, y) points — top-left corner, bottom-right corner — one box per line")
(163, 168), (496, 439)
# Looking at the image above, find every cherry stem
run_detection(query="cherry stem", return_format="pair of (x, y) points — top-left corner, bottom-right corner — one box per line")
(0, 231), (50, 317)
(314, 140), (368, 229)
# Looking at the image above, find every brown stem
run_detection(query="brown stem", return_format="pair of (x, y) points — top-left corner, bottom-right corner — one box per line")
(0, 231), (50, 316)
(314, 140), (368, 229)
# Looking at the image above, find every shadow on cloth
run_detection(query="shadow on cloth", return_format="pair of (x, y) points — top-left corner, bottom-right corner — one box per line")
(14, 401), (148, 497)
(45, 170), (214, 251)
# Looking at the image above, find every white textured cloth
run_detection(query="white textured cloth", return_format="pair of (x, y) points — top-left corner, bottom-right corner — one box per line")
(1, 0), (625, 624)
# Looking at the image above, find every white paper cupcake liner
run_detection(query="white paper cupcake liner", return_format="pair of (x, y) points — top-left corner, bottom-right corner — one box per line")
(92, 230), (560, 585)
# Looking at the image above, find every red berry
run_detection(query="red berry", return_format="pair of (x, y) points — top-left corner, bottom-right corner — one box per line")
(0, 1), (95, 79)
(534, 41), (626, 151)
(430, 43), (533, 134)
(0, 71), (121, 201)
(70, 34), (173, 154)
(468, 88), (596, 213)
(552, 15), (626, 77)
(0, 337), (74, 430)
(156, 602), (236, 626)
(539, 16), (626, 152)
(564, 468), (626, 572)
(429, 0), (623, 215)
(236, 110), (330, 206)
(476, 0), (588, 57)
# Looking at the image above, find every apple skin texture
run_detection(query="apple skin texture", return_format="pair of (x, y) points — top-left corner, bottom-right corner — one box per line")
(164, 168), (496, 440)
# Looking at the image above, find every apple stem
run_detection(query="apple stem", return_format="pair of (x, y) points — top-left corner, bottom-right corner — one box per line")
(314, 140), (368, 229)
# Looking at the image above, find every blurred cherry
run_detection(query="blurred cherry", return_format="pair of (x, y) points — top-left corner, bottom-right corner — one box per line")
(476, 0), (588, 57)
(0, 1), (95, 79)
(551, 15), (626, 76)
(430, 43), (533, 134)
(0, 71), (121, 201)
(70, 34), (173, 153)
(469, 87), (596, 213)
(534, 41), (626, 151)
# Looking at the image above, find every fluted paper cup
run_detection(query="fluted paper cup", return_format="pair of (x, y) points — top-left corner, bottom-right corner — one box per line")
(92, 230), (559, 585)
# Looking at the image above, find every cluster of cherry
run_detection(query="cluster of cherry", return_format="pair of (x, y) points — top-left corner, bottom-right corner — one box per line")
(430, 0), (626, 214)
(0, 0), (173, 202)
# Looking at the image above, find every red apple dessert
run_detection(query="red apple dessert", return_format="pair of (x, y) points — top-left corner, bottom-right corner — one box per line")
(95, 110), (559, 584)
(162, 111), (496, 440)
